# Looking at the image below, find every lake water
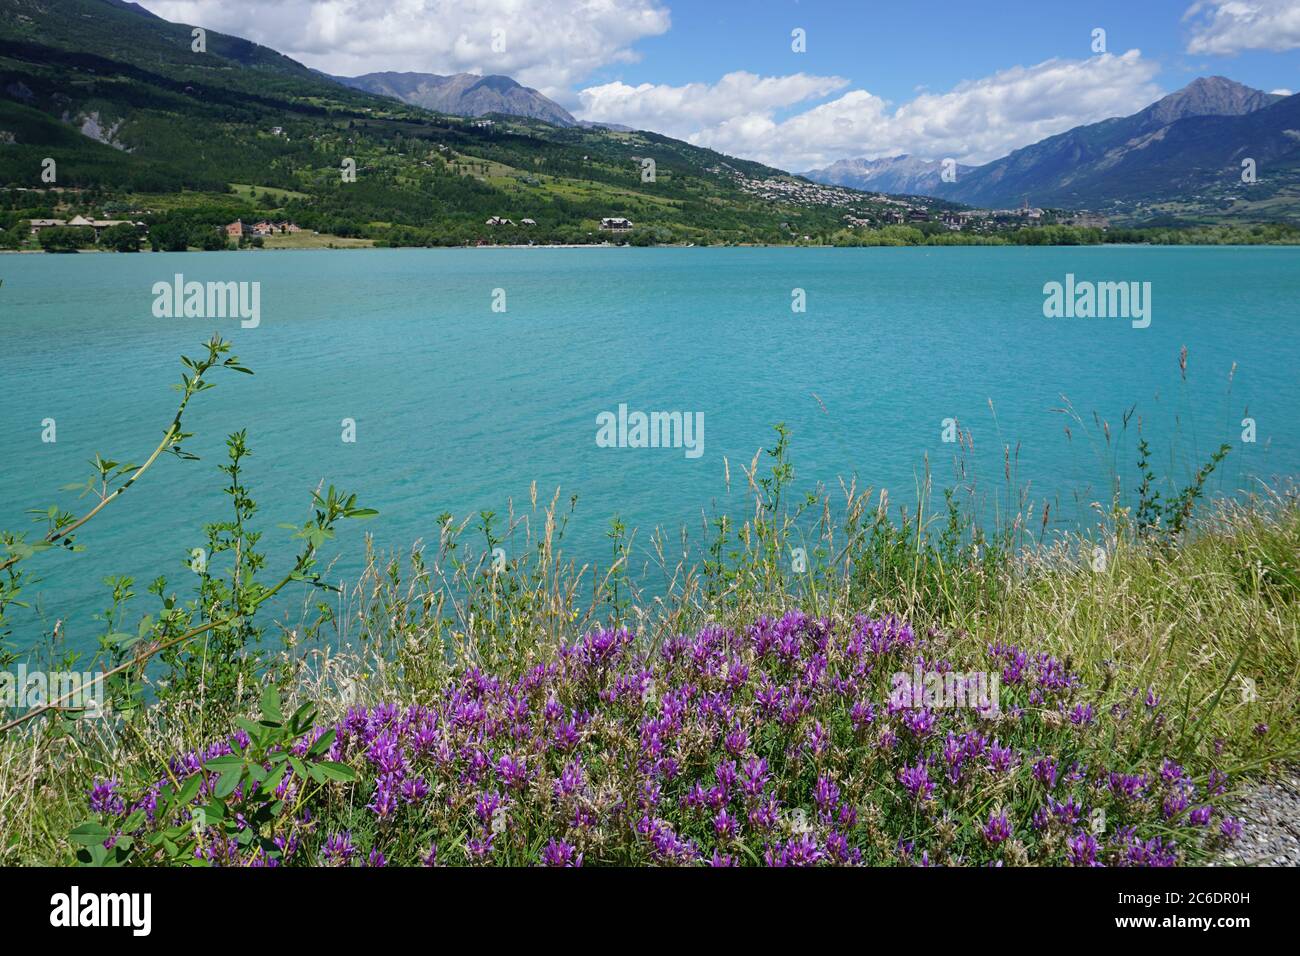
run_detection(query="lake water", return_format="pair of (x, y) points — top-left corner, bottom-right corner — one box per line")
(2, 246), (1298, 657)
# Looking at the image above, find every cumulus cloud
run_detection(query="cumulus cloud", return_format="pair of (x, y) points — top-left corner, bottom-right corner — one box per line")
(139, 0), (671, 96)
(577, 71), (850, 130)
(578, 51), (1162, 171)
(1184, 0), (1300, 54)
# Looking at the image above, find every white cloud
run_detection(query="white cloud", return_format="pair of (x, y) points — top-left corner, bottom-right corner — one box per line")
(1184, 0), (1300, 54)
(139, 0), (671, 96)
(577, 71), (850, 131)
(579, 52), (1162, 172)
(1272, 87), (1295, 94)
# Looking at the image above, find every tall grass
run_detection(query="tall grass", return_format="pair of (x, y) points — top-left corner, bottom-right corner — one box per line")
(0, 344), (1295, 865)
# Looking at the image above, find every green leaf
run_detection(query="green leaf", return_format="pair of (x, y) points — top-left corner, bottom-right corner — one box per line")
(69, 821), (112, 846)
(260, 685), (283, 725)
(261, 763), (288, 796)
(235, 717), (269, 743)
(176, 774), (203, 806)
(315, 760), (357, 783)
(289, 702), (317, 734)
(203, 755), (244, 773)
(213, 765), (243, 799)
(307, 728), (337, 758)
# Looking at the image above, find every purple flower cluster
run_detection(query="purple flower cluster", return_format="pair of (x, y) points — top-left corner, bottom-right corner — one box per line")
(86, 613), (1244, 866)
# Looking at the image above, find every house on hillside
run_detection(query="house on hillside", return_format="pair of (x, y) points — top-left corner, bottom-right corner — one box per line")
(600, 217), (633, 232)
(225, 219), (301, 238)
(27, 218), (67, 235)
(66, 215), (142, 239)
(485, 216), (515, 226)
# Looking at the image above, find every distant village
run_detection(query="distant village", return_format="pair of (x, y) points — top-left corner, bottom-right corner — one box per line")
(8, 165), (1111, 252)
(224, 219), (303, 238)
(726, 169), (1110, 234)
(11, 210), (652, 248)
(485, 216), (632, 232)
(25, 214), (146, 239)
(20, 215), (311, 241)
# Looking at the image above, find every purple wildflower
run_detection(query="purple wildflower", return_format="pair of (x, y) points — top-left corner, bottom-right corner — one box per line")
(1067, 831), (1101, 867)
(88, 779), (126, 817)
(322, 831), (355, 866)
(899, 762), (934, 801)
(983, 810), (1012, 844)
(541, 838), (583, 867)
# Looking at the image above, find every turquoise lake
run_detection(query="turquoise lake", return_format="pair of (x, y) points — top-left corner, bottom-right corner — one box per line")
(2, 246), (1298, 657)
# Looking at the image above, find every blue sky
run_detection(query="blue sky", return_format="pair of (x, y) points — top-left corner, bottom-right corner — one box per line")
(602, 0), (1296, 106)
(143, 0), (1300, 171)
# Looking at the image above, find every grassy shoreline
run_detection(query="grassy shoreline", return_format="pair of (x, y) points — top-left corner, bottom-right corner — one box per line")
(9, 239), (1300, 257)
(2, 490), (1295, 866)
(0, 342), (1295, 866)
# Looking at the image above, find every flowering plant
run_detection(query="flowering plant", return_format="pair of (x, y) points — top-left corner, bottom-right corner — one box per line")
(74, 614), (1240, 867)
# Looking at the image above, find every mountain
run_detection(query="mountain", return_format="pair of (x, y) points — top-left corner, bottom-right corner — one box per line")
(0, 0), (921, 246)
(0, 0), (332, 86)
(801, 155), (974, 196)
(1133, 75), (1281, 128)
(803, 77), (1300, 222)
(335, 71), (578, 127)
(6, 1), (1291, 240)
(578, 120), (634, 132)
(946, 77), (1290, 211)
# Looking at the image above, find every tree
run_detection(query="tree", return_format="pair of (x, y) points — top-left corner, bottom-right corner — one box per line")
(99, 223), (142, 252)
(39, 227), (94, 253)
(148, 220), (191, 252)
(198, 229), (231, 251)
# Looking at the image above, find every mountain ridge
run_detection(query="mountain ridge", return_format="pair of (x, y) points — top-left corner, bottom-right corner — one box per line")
(801, 155), (975, 197)
(2, 0), (933, 248)
(803, 77), (1300, 220)
(334, 71), (578, 127)
(4, 1), (1297, 233)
